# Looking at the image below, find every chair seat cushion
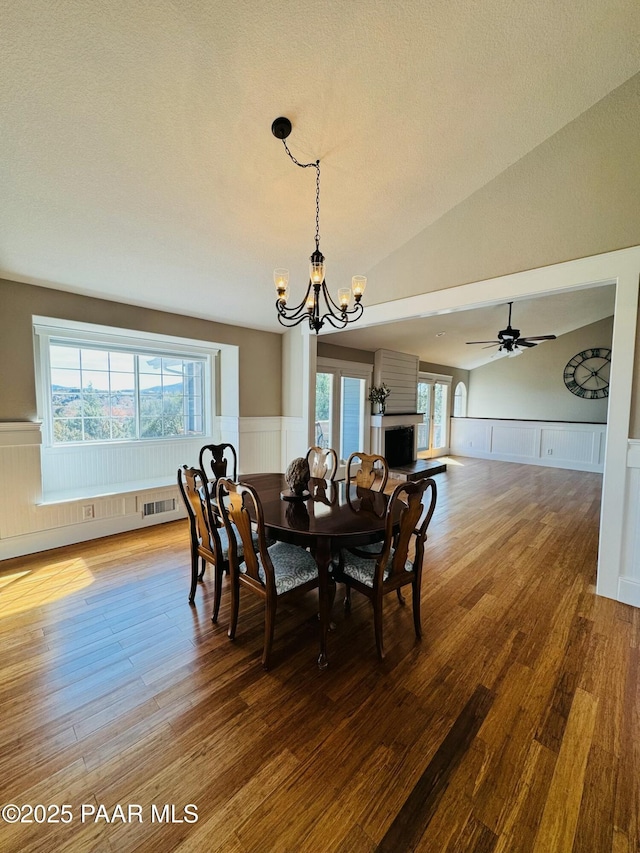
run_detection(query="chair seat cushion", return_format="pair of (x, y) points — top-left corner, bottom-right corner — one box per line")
(241, 541), (318, 595)
(342, 546), (413, 588)
(207, 524), (257, 561)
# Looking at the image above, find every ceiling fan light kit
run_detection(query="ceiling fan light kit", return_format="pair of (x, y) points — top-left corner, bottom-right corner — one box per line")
(466, 301), (557, 356)
(271, 116), (366, 334)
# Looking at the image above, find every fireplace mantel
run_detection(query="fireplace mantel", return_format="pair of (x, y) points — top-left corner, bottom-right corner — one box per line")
(371, 413), (424, 428)
(370, 412), (424, 458)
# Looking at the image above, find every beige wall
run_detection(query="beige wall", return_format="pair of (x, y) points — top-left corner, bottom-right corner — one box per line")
(467, 316), (614, 422)
(362, 73), (640, 434)
(0, 278), (282, 420)
(317, 341), (374, 365)
(366, 74), (640, 307)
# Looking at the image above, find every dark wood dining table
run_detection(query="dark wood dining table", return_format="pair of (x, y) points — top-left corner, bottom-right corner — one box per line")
(240, 473), (400, 669)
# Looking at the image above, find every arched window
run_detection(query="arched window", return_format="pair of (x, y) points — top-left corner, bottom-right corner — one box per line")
(453, 381), (467, 417)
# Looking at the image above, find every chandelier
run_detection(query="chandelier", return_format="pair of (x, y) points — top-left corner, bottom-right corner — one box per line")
(271, 116), (366, 334)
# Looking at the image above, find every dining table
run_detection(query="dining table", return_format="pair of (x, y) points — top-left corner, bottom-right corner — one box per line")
(240, 472), (401, 669)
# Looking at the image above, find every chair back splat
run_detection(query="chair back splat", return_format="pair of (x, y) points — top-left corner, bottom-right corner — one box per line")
(306, 445), (338, 481)
(220, 481), (273, 595)
(199, 443), (238, 485)
(346, 451), (389, 492)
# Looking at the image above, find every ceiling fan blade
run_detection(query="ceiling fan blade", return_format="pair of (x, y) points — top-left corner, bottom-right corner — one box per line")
(471, 303), (556, 352)
(482, 343), (500, 350)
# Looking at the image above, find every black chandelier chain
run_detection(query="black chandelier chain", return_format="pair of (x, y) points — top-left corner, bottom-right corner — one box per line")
(271, 115), (365, 334)
(281, 139), (321, 251)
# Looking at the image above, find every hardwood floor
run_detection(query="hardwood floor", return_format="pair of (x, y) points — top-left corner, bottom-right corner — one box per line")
(0, 458), (638, 852)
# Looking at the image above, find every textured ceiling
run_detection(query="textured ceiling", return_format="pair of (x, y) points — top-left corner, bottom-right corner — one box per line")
(1, 1), (639, 334)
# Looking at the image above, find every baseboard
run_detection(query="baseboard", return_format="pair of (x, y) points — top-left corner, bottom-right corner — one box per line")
(618, 577), (640, 608)
(0, 509), (185, 562)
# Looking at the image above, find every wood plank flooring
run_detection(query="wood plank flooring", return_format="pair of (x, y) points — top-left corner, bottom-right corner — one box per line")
(0, 457), (638, 852)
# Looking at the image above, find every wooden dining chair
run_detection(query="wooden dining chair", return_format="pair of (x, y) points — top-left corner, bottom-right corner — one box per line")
(335, 477), (437, 660)
(199, 443), (238, 487)
(306, 445), (338, 481)
(177, 465), (241, 621)
(216, 477), (319, 670)
(346, 451), (389, 493)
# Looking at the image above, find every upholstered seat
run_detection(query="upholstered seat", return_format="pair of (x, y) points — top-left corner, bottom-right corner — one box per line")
(339, 546), (412, 588)
(217, 477), (320, 669)
(200, 522), (256, 563)
(244, 541), (318, 595)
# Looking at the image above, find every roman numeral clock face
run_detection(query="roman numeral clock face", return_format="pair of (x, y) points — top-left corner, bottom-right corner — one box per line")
(563, 348), (611, 399)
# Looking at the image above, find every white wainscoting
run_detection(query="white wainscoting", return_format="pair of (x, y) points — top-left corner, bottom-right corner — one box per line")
(618, 440), (640, 607)
(280, 417), (307, 471)
(0, 418), (290, 560)
(239, 417), (284, 474)
(450, 418), (606, 473)
(41, 435), (213, 501)
(0, 423), (186, 559)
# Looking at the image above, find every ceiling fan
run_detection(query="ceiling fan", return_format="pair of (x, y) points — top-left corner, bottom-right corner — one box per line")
(466, 302), (557, 356)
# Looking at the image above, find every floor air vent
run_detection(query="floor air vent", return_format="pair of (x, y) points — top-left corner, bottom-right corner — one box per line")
(142, 498), (176, 517)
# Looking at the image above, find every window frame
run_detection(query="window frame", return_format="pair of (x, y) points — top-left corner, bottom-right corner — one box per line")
(316, 357), (373, 477)
(417, 371), (452, 458)
(34, 317), (218, 450)
(453, 381), (468, 417)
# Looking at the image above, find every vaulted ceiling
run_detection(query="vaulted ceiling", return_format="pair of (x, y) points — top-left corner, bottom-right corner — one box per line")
(2, 1), (639, 338)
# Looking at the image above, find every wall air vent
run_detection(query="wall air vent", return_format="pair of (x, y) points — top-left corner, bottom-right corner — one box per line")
(142, 498), (176, 517)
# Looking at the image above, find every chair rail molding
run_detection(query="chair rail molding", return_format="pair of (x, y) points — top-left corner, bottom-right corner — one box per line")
(0, 421), (42, 447)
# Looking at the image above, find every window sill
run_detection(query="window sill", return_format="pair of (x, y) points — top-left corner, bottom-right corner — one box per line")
(39, 476), (178, 506)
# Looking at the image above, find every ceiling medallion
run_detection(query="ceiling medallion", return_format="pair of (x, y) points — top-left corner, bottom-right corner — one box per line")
(271, 116), (366, 334)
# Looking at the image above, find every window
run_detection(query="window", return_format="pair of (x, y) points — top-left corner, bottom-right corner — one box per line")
(453, 381), (467, 417)
(35, 319), (217, 448)
(48, 343), (205, 443)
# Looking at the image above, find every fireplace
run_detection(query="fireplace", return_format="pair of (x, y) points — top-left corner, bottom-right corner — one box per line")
(385, 426), (414, 467)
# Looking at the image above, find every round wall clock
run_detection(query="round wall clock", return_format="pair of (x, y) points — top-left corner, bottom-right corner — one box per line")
(563, 348), (611, 398)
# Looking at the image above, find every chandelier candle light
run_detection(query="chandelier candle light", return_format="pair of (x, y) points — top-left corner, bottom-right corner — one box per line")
(271, 116), (366, 333)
